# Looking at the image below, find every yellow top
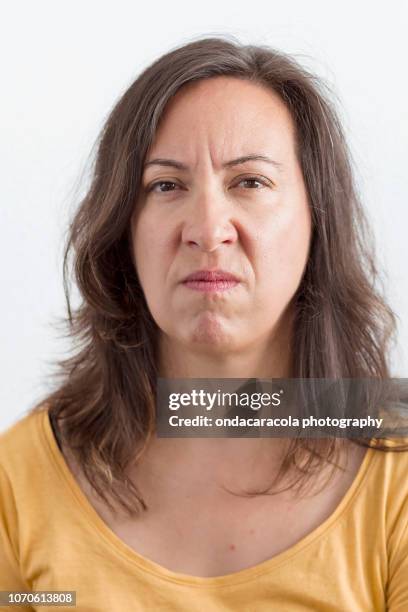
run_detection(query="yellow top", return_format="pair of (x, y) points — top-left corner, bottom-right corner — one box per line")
(1, 407), (408, 612)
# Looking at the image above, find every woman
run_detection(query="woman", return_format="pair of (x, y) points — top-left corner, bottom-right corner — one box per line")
(1, 36), (407, 611)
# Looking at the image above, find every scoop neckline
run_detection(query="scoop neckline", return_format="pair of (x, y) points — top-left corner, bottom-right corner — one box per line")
(40, 406), (376, 588)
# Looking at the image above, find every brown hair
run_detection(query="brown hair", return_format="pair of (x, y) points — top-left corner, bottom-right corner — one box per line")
(31, 35), (403, 516)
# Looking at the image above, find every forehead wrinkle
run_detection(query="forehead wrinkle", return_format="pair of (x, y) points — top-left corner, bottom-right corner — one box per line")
(195, 111), (258, 173)
(175, 86), (258, 168)
(147, 79), (295, 174)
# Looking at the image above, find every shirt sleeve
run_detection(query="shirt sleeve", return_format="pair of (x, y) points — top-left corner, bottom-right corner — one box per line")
(386, 499), (408, 611)
(0, 463), (34, 610)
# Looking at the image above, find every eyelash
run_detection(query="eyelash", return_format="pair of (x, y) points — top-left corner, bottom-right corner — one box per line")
(146, 176), (272, 194)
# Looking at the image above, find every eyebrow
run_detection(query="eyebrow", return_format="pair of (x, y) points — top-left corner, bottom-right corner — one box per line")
(143, 154), (283, 171)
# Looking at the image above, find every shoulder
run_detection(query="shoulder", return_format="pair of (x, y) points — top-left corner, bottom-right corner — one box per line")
(0, 403), (63, 543)
(368, 436), (408, 482)
(374, 439), (408, 609)
(364, 438), (408, 532)
(0, 404), (50, 483)
(0, 405), (56, 585)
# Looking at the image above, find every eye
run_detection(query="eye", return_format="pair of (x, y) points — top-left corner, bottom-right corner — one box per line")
(145, 175), (273, 195)
(234, 175), (271, 190)
(147, 180), (181, 193)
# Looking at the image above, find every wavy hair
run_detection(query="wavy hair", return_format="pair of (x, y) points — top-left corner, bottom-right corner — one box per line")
(31, 35), (402, 516)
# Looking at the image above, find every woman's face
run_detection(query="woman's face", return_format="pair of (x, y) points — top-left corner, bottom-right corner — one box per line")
(131, 76), (312, 354)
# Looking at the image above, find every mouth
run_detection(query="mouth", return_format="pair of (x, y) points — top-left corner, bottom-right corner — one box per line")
(181, 269), (240, 293)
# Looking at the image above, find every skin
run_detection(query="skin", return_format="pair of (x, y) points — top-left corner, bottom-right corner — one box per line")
(60, 76), (368, 578)
(128, 73), (317, 535)
(131, 75), (312, 380)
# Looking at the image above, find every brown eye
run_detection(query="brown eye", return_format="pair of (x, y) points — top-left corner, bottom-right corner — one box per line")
(147, 181), (180, 193)
(235, 176), (271, 190)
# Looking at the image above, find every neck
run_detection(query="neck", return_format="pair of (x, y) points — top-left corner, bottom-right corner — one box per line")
(137, 317), (294, 494)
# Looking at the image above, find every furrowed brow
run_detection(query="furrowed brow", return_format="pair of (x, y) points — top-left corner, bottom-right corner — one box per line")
(143, 158), (188, 170)
(222, 154), (283, 171)
(143, 154), (283, 172)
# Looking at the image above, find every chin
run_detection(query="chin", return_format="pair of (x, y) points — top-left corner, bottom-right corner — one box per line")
(188, 312), (235, 351)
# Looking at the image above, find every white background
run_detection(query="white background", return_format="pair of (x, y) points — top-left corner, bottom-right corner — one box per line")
(1, 0), (407, 431)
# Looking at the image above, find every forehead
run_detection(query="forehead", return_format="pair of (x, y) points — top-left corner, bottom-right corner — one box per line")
(147, 76), (297, 166)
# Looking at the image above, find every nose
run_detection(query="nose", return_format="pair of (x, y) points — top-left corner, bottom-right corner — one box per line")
(181, 185), (238, 253)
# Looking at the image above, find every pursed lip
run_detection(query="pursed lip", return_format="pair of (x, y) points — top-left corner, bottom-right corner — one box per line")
(181, 269), (241, 293)
(182, 269), (240, 283)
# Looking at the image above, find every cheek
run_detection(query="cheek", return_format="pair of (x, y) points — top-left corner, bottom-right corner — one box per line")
(255, 202), (311, 297)
(133, 213), (174, 302)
